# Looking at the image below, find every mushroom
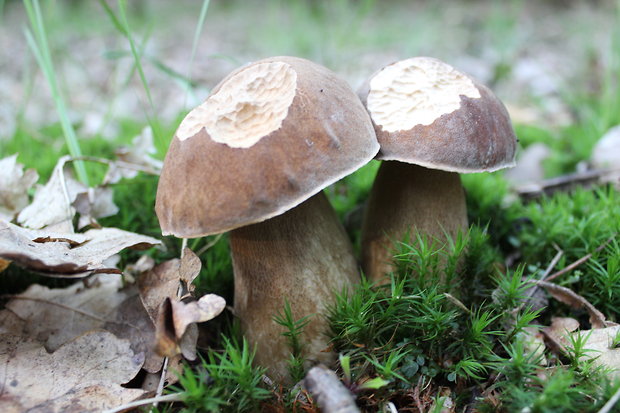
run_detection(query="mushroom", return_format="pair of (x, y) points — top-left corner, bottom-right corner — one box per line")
(358, 57), (517, 282)
(155, 56), (379, 382)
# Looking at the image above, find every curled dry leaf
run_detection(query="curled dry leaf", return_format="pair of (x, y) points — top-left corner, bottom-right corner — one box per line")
(138, 248), (201, 323)
(17, 156), (85, 233)
(154, 295), (226, 359)
(532, 280), (610, 329)
(123, 254), (156, 282)
(73, 186), (119, 229)
(0, 330), (146, 412)
(171, 294), (227, 338)
(104, 127), (163, 184)
(0, 219), (160, 277)
(0, 154), (38, 222)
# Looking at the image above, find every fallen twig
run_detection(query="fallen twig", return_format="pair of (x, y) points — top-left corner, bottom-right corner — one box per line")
(304, 364), (360, 413)
(514, 249), (563, 314)
(545, 234), (616, 282)
(444, 293), (470, 314)
(69, 155), (161, 176)
(517, 167), (620, 200)
(597, 384), (620, 413)
(102, 393), (184, 413)
(413, 375), (424, 413)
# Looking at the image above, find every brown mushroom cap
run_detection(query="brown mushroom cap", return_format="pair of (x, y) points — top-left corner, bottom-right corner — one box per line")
(359, 57), (517, 173)
(156, 56), (379, 238)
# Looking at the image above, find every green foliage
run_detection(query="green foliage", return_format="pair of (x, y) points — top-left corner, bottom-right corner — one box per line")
(328, 229), (513, 394)
(272, 299), (312, 383)
(175, 337), (271, 413)
(510, 187), (620, 320)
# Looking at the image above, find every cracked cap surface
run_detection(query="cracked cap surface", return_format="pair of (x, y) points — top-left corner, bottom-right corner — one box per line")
(360, 57), (517, 173)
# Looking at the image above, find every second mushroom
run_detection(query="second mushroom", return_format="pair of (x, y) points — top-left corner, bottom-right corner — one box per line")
(358, 57), (517, 282)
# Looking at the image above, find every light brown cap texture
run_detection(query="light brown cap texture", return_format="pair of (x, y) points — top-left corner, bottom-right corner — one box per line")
(359, 57), (517, 173)
(156, 56), (379, 238)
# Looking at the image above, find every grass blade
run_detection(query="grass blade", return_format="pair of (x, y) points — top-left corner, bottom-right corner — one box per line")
(185, 0), (210, 107)
(23, 0), (89, 185)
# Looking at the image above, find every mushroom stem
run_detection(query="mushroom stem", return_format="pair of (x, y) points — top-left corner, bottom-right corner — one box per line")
(230, 191), (359, 383)
(361, 161), (468, 283)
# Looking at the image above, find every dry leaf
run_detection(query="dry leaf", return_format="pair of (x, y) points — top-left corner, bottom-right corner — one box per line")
(153, 294), (225, 359)
(4, 275), (167, 375)
(0, 309), (25, 336)
(170, 294), (226, 339)
(0, 330), (146, 412)
(104, 294), (163, 374)
(154, 298), (180, 358)
(179, 247), (201, 289)
(542, 317), (580, 354)
(0, 219), (160, 277)
(124, 254), (156, 282)
(74, 186), (119, 229)
(559, 326), (620, 378)
(0, 154), (38, 222)
(533, 280), (610, 328)
(138, 259), (181, 323)
(549, 317), (580, 336)
(516, 326), (547, 365)
(179, 324), (199, 361)
(17, 156), (86, 233)
(5, 275), (129, 351)
(592, 125), (620, 169)
(104, 127), (163, 184)
(137, 249), (202, 322)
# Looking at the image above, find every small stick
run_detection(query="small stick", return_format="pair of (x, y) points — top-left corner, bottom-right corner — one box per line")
(68, 155), (161, 176)
(413, 375), (424, 413)
(545, 234), (616, 282)
(517, 167), (620, 200)
(102, 393), (184, 413)
(195, 233), (223, 256)
(304, 365), (360, 413)
(444, 293), (470, 314)
(598, 385), (620, 413)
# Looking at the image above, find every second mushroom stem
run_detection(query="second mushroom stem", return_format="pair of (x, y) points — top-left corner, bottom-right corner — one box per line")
(361, 161), (469, 283)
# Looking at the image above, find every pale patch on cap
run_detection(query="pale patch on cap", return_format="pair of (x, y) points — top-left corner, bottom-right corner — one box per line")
(367, 57), (481, 133)
(176, 62), (297, 148)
